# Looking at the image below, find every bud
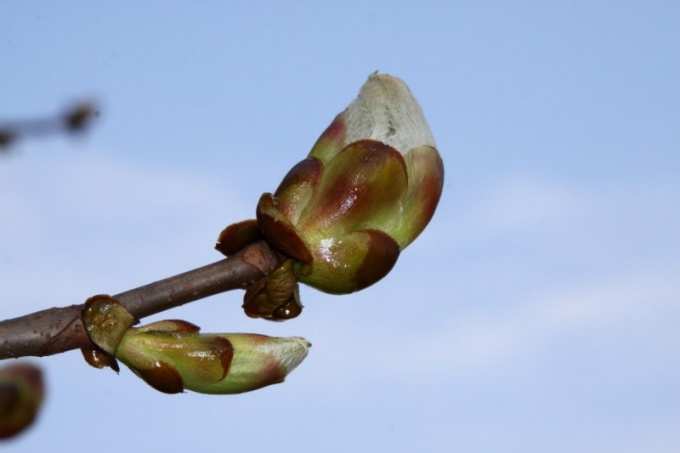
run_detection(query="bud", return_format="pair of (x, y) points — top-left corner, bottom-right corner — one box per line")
(115, 320), (310, 394)
(81, 294), (136, 372)
(242, 258), (303, 320)
(217, 73), (444, 316)
(0, 363), (44, 440)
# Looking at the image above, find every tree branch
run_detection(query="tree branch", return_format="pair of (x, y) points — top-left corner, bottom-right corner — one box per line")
(0, 241), (282, 360)
(0, 102), (98, 151)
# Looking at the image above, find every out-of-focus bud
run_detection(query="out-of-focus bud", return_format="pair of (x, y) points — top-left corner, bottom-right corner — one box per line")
(217, 73), (444, 317)
(63, 101), (98, 133)
(115, 320), (310, 394)
(0, 363), (44, 440)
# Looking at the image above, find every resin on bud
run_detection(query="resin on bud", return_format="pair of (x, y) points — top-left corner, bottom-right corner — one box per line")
(115, 320), (310, 394)
(217, 73), (444, 318)
(81, 294), (136, 372)
(0, 363), (44, 440)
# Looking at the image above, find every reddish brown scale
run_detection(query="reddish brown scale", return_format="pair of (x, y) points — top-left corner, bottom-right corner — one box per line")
(403, 146), (445, 242)
(274, 158), (323, 215)
(257, 194), (313, 264)
(300, 140), (407, 232)
(215, 219), (263, 255)
(354, 230), (401, 291)
(134, 360), (185, 394)
(309, 113), (347, 156)
(203, 336), (234, 381)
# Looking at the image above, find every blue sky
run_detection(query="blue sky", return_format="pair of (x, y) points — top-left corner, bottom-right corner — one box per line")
(2, 2), (679, 451)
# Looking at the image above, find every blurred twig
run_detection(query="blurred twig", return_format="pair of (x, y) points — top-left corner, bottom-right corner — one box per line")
(0, 101), (99, 439)
(0, 102), (99, 151)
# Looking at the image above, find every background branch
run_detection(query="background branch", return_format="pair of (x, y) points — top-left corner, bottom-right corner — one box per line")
(0, 102), (98, 151)
(0, 241), (282, 360)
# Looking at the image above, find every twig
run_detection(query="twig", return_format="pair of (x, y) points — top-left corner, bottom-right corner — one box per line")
(0, 102), (98, 151)
(0, 241), (282, 360)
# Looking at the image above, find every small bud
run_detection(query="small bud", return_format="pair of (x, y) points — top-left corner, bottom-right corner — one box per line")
(115, 320), (310, 394)
(82, 295), (135, 356)
(0, 363), (44, 440)
(81, 295), (135, 372)
(217, 73), (444, 313)
(242, 258), (303, 320)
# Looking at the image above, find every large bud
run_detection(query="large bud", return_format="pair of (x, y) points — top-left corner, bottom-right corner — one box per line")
(217, 73), (444, 318)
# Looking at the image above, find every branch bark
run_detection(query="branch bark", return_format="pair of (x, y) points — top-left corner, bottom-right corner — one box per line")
(0, 241), (282, 360)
